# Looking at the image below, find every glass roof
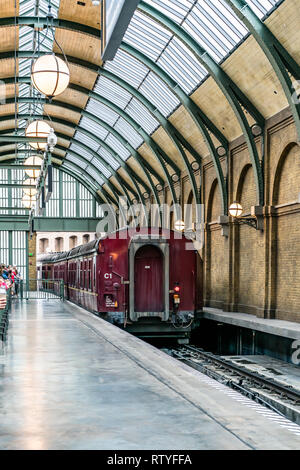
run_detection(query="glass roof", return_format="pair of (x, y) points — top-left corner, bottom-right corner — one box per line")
(18, 0), (59, 121)
(13, 0), (284, 195)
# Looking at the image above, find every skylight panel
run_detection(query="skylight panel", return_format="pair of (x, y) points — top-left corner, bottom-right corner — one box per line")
(142, 0), (190, 24)
(65, 154), (88, 170)
(104, 50), (148, 89)
(125, 98), (159, 134)
(79, 117), (109, 141)
(95, 76), (132, 109)
(19, 0), (35, 16)
(124, 11), (172, 61)
(114, 118), (144, 149)
(97, 147), (120, 170)
(85, 166), (105, 186)
(245, 0), (277, 18)
(74, 131), (100, 152)
(86, 100), (119, 127)
(90, 157), (112, 178)
(104, 134), (131, 160)
(139, 72), (179, 117)
(69, 143), (93, 162)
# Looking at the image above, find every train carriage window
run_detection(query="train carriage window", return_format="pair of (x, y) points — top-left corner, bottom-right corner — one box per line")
(80, 261), (84, 288)
(89, 260), (92, 291)
(93, 261), (96, 291)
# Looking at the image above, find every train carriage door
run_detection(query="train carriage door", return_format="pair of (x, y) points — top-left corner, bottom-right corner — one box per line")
(134, 245), (163, 312)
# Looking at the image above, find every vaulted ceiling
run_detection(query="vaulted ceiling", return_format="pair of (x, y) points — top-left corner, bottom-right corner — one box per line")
(0, 0), (299, 213)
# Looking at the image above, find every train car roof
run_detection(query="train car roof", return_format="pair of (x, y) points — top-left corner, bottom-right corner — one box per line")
(39, 228), (196, 264)
(39, 239), (100, 264)
(68, 239), (99, 259)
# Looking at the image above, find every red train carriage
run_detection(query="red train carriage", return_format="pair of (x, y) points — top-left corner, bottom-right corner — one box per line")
(38, 228), (202, 342)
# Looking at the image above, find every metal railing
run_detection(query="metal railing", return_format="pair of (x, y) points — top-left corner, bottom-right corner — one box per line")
(0, 288), (11, 342)
(20, 279), (65, 301)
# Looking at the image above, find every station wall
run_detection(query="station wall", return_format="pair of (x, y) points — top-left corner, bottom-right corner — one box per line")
(195, 110), (300, 322)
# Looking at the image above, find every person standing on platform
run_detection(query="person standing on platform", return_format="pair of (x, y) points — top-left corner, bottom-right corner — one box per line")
(0, 276), (8, 310)
(14, 269), (22, 298)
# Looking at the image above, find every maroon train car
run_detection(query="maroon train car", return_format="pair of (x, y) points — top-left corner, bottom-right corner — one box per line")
(38, 228), (202, 342)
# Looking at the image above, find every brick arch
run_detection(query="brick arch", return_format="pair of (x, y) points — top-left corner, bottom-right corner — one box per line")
(272, 142), (300, 205)
(186, 189), (196, 229)
(207, 179), (221, 222)
(39, 238), (49, 254)
(235, 164), (256, 214)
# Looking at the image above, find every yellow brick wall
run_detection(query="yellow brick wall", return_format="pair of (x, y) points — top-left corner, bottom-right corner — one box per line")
(200, 113), (300, 320)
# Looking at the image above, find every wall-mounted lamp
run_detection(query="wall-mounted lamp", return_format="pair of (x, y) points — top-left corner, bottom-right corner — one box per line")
(229, 202), (264, 230)
(174, 219), (185, 232)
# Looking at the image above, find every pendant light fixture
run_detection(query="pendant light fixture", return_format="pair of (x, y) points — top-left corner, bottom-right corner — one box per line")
(24, 155), (43, 179)
(22, 194), (35, 209)
(23, 178), (38, 197)
(25, 120), (51, 151)
(30, 2), (70, 98)
(31, 54), (70, 98)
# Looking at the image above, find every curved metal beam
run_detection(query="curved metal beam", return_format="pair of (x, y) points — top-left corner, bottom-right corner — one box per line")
(138, 1), (265, 206)
(121, 41), (228, 211)
(14, 94), (178, 212)
(0, 128), (129, 205)
(1, 60), (180, 210)
(0, 146), (117, 205)
(0, 153), (105, 205)
(225, 0), (300, 141)
(52, 157), (127, 226)
(0, 110), (161, 210)
(1, 51), (180, 174)
(120, 42), (228, 211)
(0, 17), (101, 39)
(0, 112), (151, 198)
(3, 79), (165, 185)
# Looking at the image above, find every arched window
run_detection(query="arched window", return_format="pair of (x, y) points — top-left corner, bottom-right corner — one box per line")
(82, 234), (90, 244)
(55, 237), (64, 252)
(69, 236), (78, 250)
(39, 238), (49, 253)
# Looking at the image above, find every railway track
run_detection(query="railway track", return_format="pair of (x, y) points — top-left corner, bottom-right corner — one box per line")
(169, 345), (300, 424)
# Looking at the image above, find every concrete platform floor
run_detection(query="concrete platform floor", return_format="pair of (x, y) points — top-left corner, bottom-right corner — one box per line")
(0, 299), (300, 450)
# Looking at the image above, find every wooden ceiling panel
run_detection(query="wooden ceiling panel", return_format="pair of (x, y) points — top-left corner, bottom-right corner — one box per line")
(0, 27), (17, 52)
(68, 63), (97, 90)
(0, 59), (16, 79)
(0, 103), (15, 116)
(168, 105), (209, 158)
(53, 147), (67, 158)
(0, 143), (15, 155)
(44, 104), (81, 124)
(54, 29), (101, 66)
(0, 1), (18, 18)
(49, 121), (75, 138)
(222, 35), (288, 120)
(102, 184), (115, 200)
(137, 144), (165, 181)
(57, 137), (71, 149)
(1, 84), (17, 102)
(51, 156), (63, 166)
(116, 167), (136, 192)
(266, 0), (300, 66)
(53, 87), (88, 109)
(191, 78), (241, 142)
(0, 118), (15, 131)
(151, 127), (183, 170)
(58, 0), (101, 29)
(126, 158), (144, 181)
(109, 175), (123, 194)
